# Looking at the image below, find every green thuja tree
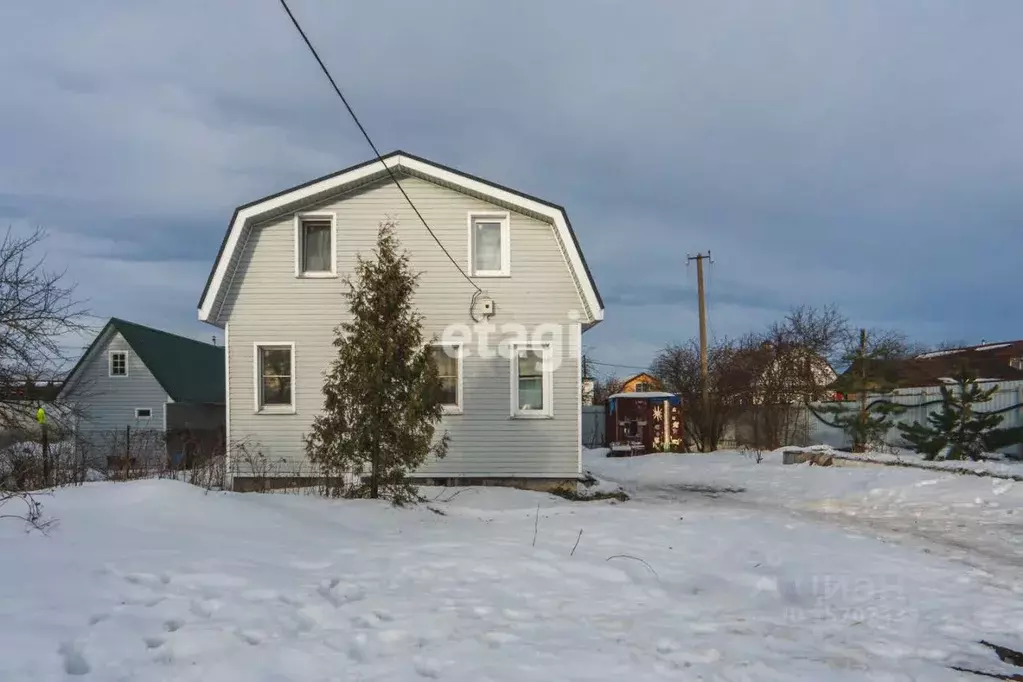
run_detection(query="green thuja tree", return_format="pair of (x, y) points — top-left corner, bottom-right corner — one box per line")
(898, 367), (1018, 461)
(814, 328), (908, 452)
(305, 220), (449, 503)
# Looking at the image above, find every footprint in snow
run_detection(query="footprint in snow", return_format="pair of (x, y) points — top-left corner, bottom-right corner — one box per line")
(352, 613), (382, 629)
(318, 578), (366, 607)
(124, 572), (159, 587)
(482, 632), (519, 648)
(348, 633), (369, 663)
(414, 657), (443, 678)
(235, 629), (264, 646)
(58, 641), (90, 676)
(278, 593), (305, 607)
(143, 635), (165, 650)
(164, 619), (185, 632)
(190, 599), (219, 618)
(88, 613), (109, 626)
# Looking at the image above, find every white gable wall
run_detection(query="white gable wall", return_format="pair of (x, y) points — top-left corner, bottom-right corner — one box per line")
(64, 331), (169, 433)
(220, 175), (585, 479)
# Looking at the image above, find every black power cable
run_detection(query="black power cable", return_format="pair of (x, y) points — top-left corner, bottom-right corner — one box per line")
(277, 0), (482, 294)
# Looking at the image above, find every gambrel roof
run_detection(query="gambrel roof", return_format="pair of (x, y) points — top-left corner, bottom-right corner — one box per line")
(197, 150), (604, 324)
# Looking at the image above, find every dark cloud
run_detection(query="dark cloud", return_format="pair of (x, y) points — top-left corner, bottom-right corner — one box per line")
(2, 0), (1022, 365)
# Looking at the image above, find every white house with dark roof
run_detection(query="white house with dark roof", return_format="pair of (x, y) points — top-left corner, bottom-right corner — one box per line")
(198, 151), (604, 489)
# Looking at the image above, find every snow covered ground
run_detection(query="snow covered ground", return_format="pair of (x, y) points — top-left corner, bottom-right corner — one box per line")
(587, 448), (1023, 575)
(2, 454), (1022, 681)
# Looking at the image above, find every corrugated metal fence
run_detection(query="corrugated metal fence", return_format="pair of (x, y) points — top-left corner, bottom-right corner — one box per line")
(807, 380), (1023, 454)
(582, 405), (606, 448)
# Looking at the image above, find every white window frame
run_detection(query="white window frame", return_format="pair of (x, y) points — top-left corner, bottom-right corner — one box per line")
(108, 350), (128, 378)
(294, 212), (337, 278)
(253, 342), (297, 414)
(510, 343), (554, 418)
(429, 342), (463, 415)
(467, 211), (510, 277)
(135, 407), (152, 420)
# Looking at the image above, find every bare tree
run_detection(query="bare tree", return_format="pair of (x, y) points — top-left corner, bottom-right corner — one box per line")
(591, 373), (626, 404)
(733, 306), (852, 449)
(0, 227), (86, 528)
(652, 338), (751, 451)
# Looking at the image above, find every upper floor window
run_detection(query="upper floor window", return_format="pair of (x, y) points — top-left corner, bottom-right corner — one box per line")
(295, 214), (336, 277)
(469, 213), (509, 277)
(429, 344), (463, 414)
(109, 351), (128, 377)
(634, 382), (650, 392)
(255, 343), (295, 413)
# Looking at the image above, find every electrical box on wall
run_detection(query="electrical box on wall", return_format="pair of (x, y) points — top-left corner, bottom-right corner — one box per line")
(480, 298), (494, 315)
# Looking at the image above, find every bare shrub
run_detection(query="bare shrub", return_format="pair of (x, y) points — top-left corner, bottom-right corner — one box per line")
(0, 438), (91, 491)
(740, 445), (765, 464)
(185, 447), (226, 491)
(234, 440), (286, 493)
(0, 489), (55, 532)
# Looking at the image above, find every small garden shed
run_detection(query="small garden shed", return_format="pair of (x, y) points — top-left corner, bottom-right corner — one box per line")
(606, 391), (683, 455)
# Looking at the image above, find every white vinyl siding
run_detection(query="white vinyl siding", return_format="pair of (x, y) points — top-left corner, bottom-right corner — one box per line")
(65, 332), (170, 433)
(220, 174), (584, 478)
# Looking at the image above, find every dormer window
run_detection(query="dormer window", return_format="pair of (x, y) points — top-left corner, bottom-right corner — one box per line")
(295, 214), (336, 277)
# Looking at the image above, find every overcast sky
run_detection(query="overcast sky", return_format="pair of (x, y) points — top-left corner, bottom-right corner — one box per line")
(2, 1), (1021, 375)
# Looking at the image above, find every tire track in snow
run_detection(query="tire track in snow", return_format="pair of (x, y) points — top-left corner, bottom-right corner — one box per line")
(609, 479), (1022, 588)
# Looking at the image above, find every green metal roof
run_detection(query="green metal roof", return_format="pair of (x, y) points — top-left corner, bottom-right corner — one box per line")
(64, 318), (225, 404)
(110, 319), (224, 404)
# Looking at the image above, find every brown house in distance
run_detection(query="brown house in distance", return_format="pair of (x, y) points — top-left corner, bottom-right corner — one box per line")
(620, 372), (662, 393)
(839, 340), (1023, 391)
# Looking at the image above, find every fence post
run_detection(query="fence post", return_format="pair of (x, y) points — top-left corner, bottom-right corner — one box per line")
(41, 422), (50, 487)
(1018, 387), (1023, 460)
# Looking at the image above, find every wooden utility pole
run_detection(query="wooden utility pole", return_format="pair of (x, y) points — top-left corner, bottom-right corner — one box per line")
(687, 252), (712, 449)
(855, 328), (868, 453)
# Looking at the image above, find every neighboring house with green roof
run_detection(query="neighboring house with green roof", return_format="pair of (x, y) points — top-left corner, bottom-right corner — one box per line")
(58, 318), (225, 466)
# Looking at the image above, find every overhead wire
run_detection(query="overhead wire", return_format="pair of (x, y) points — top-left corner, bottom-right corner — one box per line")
(277, 0), (482, 294)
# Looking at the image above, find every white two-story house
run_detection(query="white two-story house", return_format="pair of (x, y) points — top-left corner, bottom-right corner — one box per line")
(198, 151), (604, 490)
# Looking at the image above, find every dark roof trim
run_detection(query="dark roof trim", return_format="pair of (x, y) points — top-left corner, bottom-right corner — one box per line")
(197, 150), (604, 316)
(59, 318), (224, 404)
(58, 319), (118, 400)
